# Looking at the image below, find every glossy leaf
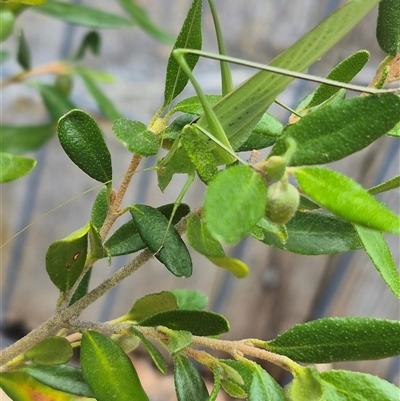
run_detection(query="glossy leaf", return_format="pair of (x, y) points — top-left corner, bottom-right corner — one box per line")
(204, 165), (268, 243)
(307, 50), (369, 108)
(35, 2), (134, 29)
(129, 327), (168, 374)
(90, 186), (108, 231)
(35, 82), (76, 120)
(0, 152), (36, 183)
(112, 118), (158, 156)
(81, 331), (149, 401)
(127, 291), (178, 322)
(17, 29), (30, 70)
(170, 289), (208, 310)
(319, 370), (400, 401)
(138, 310), (230, 336)
(25, 337), (73, 365)
(271, 94), (400, 166)
(45, 223), (89, 292)
(117, 0), (174, 44)
(196, 0), (380, 152)
(377, 0), (400, 56)
(22, 364), (94, 398)
(260, 211), (362, 255)
(294, 167), (400, 234)
(74, 31), (101, 60)
(163, 0), (202, 106)
(0, 371), (93, 401)
(174, 354), (209, 401)
(159, 326), (193, 356)
(130, 204), (192, 277)
(0, 123), (55, 153)
(58, 109), (112, 183)
(355, 225), (400, 297)
(248, 362), (285, 401)
(368, 175), (400, 195)
(264, 317), (400, 363)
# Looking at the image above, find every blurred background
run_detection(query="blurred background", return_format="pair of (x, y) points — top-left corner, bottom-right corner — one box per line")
(1, 0), (399, 398)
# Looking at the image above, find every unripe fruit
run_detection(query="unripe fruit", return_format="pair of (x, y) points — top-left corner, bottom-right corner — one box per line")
(265, 180), (300, 224)
(0, 10), (15, 42)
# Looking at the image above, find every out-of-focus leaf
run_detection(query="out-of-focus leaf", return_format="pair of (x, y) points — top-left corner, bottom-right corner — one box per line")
(0, 50), (10, 63)
(368, 175), (400, 195)
(45, 223), (89, 292)
(377, 0), (400, 56)
(35, 1), (134, 29)
(75, 31), (101, 60)
(0, 152), (36, 182)
(57, 109), (112, 183)
(17, 29), (30, 70)
(0, 9), (14, 42)
(25, 337), (73, 366)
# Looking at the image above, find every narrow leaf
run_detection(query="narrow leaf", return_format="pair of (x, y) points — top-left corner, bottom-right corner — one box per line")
(0, 152), (36, 183)
(355, 225), (400, 297)
(264, 317), (400, 363)
(57, 109), (112, 183)
(35, 1), (134, 29)
(170, 95), (221, 115)
(174, 354), (209, 401)
(260, 211), (362, 255)
(138, 310), (230, 337)
(294, 167), (400, 234)
(112, 118), (159, 156)
(170, 289), (208, 310)
(81, 331), (149, 401)
(17, 29), (31, 70)
(25, 337), (73, 366)
(377, 0), (400, 56)
(45, 224), (89, 292)
(163, 0), (202, 106)
(74, 31), (101, 60)
(130, 204), (192, 277)
(368, 175), (400, 195)
(204, 165), (267, 243)
(90, 186), (108, 231)
(271, 94), (400, 166)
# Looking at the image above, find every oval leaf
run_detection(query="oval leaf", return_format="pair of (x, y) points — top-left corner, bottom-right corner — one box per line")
(159, 326), (193, 356)
(90, 186), (108, 231)
(81, 331), (149, 401)
(174, 354), (209, 401)
(0, 152), (36, 183)
(260, 211), (362, 255)
(25, 337), (73, 366)
(45, 224), (89, 292)
(208, 256), (249, 278)
(294, 167), (400, 234)
(113, 118), (159, 156)
(271, 94), (400, 166)
(58, 109), (112, 183)
(204, 165), (267, 243)
(170, 289), (208, 310)
(138, 310), (229, 336)
(264, 317), (400, 363)
(130, 204), (192, 277)
(377, 0), (400, 56)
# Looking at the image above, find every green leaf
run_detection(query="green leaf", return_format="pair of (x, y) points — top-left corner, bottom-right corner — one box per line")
(181, 125), (218, 184)
(271, 94), (400, 166)
(22, 364), (94, 398)
(130, 204), (192, 277)
(45, 223), (89, 292)
(170, 95), (221, 115)
(17, 29), (31, 70)
(81, 331), (149, 401)
(204, 165), (268, 243)
(90, 186), (108, 231)
(248, 362), (285, 401)
(208, 257), (249, 278)
(126, 291), (178, 322)
(218, 359), (255, 397)
(260, 211), (362, 255)
(112, 118), (159, 156)
(35, 1), (134, 29)
(0, 50), (10, 63)
(264, 317), (400, 363)
(307, 50), (370, 108)
(355, 225), (400, 297)
(377, 0), (400, 56)
(319, 370), (400, 401)
(163, 0), (202, 106)
(25, 337), (73, 366)
(169, 289), (208, 310)
(0, 152), (36, 182)
(139, 310), (230, 336)
(88, 223), (107, 260)
(69, 268), (92, 306)
(159, 326), (193, 356)
(128, 327), (168, 374)
(368, 175), (400, 195)
(74, 31), (101, 60)
(0, 123), (55, 153)
(294, 167), (400, 234)
(174, 354), (209, 401)
(57, 109), (112, 183)
(0, 10), (15, 42)
(286, 366), (323, 401)
(76, 70), (122, 121)
(116, 0), (174, 44)
(196, 0), (380, 152)
(387, 120), (400, 137)
(34, 82), (76, 120)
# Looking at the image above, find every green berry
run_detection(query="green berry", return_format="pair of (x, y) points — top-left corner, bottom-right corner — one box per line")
(265, 181), (300, 224)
